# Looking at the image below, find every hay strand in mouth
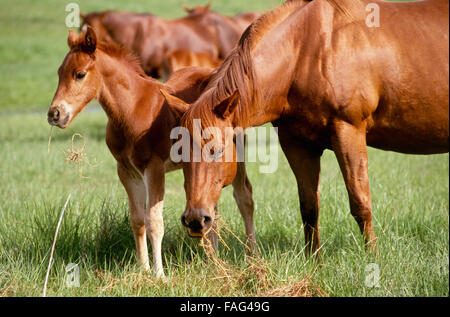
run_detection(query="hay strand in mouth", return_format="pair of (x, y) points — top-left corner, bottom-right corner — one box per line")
(47, 126), (54, 154)
(63, 133), (100, 180)
(64, 133), (87, 166)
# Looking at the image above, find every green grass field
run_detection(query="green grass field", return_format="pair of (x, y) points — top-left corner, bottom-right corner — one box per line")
(0, 0), (448, 297)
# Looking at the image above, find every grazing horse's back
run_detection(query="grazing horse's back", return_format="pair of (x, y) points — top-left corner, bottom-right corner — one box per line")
(280, 0), (449, 154)
(366, 0), (449, 153)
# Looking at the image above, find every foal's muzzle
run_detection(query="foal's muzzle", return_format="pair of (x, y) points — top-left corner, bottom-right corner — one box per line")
(47, 104), (70, 128)
(181, 208), (214, 238)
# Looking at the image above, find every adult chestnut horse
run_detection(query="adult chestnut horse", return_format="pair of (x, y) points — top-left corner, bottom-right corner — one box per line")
(47, 27), (255, 278)
(182, 4), (261, 30)
(162, 0), (449, 255)
(81, 7), (257, 78)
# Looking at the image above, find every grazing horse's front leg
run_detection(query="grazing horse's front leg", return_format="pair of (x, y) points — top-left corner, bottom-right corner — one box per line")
(278, 128), (323, 256)
(117, 163), (150, 271)
(331, 120), (377, 249)
(143, 157), (166, 278)
(232, 161), (256, 254)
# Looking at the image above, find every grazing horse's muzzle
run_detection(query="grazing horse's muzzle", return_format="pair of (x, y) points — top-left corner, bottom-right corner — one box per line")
(47, 104), (70, 128)
(181, 208), (214, 238)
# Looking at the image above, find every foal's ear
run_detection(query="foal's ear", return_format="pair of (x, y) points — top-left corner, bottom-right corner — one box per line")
(81, 26), (97, 54)
(213, 90), (240, 119)
(160, 89), (189, 118)
(67, 29), (79, 49)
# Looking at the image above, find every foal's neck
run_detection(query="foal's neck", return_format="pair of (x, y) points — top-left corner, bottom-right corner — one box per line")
(96, 50), (161, 136)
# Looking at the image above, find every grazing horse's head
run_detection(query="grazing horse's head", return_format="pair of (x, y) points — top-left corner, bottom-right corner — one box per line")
(48, 27), (100, 129)
(162, 89), (242, 238)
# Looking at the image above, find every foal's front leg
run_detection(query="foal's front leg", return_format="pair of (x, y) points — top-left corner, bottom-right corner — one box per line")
(143, 157), (166, 278)
(117, 164), (150, 271)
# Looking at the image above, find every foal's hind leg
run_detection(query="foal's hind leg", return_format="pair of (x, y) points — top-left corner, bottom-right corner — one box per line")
(117, 163), (150, 271)
(278, 130), (323, 256)
(232, 161), (256, 254)
(331, 120), (376, 249)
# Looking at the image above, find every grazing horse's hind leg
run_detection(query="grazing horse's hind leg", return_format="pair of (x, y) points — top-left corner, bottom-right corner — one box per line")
(117, 163), (150, 271)
(331, 120), (377, 250)
(278, 128), (323, 256)
(232, 161), (256, 253)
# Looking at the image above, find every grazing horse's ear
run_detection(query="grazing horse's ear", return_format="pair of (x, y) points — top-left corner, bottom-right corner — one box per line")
(213, 90), (240, 119)
(182, 5), (193, 13)
(160, 89), (189, 118)
(82, 26), (97, 54)
(67, 29), (79, 49)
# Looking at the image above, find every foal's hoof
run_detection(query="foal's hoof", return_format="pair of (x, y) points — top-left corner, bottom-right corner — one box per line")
(156, 273), (168, 284)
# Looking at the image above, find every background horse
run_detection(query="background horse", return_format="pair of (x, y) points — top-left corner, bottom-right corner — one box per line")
(161, 49), (222, 81)
(81, 6), (258, 78)
(162, 0), (449, 255)
(47, 27), (255, 278)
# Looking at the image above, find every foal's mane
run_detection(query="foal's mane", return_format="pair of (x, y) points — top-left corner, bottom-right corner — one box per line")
(97, 42), (147, 78)
(70, 30), (148, 79)
(181, 0), (309, 129)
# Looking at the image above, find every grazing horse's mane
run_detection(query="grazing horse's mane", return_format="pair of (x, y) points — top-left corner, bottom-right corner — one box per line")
(181, 0), (309, 130)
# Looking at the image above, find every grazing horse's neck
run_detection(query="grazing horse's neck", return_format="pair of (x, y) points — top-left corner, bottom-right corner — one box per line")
(214, 1), (305, 130)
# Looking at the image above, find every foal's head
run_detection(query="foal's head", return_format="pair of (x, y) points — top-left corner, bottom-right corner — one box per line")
(48, 27), (101, 128)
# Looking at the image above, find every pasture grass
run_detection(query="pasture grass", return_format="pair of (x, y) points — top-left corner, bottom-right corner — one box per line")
(0, 112), (448, 297)
(0, 0), (447, 298)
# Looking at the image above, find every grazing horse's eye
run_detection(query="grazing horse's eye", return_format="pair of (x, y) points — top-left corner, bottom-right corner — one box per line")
(212, 148), (224, 160)
(76, 71), (86, 80)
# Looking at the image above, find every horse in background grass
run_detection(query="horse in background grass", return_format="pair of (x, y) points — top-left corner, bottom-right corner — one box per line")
(80, 5), (258, 78)
(161, 49), (222, 81)
(161, 0), (449, 255)
(47, 27), (256, 278)
(182, 4), (261, 32)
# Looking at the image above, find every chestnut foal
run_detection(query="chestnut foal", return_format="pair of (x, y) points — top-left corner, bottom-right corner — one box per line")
(47, 27), (255, 278)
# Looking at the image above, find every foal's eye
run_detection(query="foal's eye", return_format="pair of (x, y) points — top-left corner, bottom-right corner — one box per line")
(76, 71), (86, 80)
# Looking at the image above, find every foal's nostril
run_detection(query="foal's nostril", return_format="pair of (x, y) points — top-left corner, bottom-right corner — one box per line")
(53, 109), (60, 121)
